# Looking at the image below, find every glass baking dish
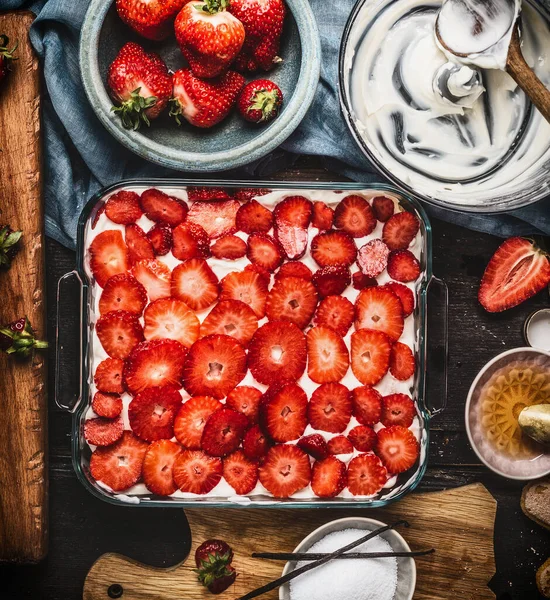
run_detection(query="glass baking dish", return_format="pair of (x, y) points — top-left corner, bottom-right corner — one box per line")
(56, 179), (448, 508)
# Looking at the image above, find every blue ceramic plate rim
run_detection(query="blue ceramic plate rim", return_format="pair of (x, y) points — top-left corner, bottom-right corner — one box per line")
(79, 0), (321, 172)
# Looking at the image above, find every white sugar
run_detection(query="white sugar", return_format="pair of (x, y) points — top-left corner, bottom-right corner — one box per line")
(289, 528), (397, 600)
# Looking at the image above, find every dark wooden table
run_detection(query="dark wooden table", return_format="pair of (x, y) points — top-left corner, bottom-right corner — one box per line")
(1, 161), (549, 599)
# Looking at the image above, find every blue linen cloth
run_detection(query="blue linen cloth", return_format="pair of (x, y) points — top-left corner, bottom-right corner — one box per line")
(2, 0), (550, 249)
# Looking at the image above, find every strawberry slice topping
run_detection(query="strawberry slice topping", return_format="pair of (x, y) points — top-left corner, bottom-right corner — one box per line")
(171, 259), (219, 311)
(333, 195), (376, 238)
(314, 295), (354, 337)
(381, 393), (415, 428)
(355, 287), (404, 342)
(131, 258), (171, 301)
(236, 200), (273, 234)
(327, 435), (354, 456)
(381, 282), (414, 317)
(223, 450), (259, 495)
(350, 329), (392, 386)
(201, 300), (258, 346)
(140, 188), (188, 226)
(226, 386), (262, 424)
(312, 265), (351, 298)
(389, 342), (416, 381)
(348, 425), (377, 452)
(347, 454), (388, 496)
(352, 271), (378, 291)
(174, 396), (222, 449)
(144, 297), (200, 348)
(172, 222), (211, 260)
(306, 326), (349, 384)
(94, 358), (125, 394)
(187, 187), (234, 202)
(234, 188), (271, 202)
(96, 310), (144, 359)
(308, 382), (352, 433)
(260, 382), (308, 442)
(147, 223), (172, 256)
(311, 231), (357, 267)
(297, 433), (329, 461)
(275, 261), (313, 281)
(220, 270), (268, 319)
(372, 196), (395, 222)
(105, 190), (143, 224)
(311, 456), (346, 498)
(357, 239), (390, 278)
(84, 416), (124, 447)
(376, 425), (419, 473)
(273, 196), (312, 260)
(266, 276), (318, 329)
(247, 233), (284, 272)
(99, 273), (148, 316)
(128, 385), (182, 441)
(201, 407), (249, 457)
(90, 230), (129, 288)
(243, 424), (270, 460)
(211, 235), (247, 260)
(187, 200), (240, 239)
(125, 223), (155, 264)
(258, 444), (311, 498)
(142, 439), (183, 496)
(92, 391), (123, 419)
(172, 449), (223, 494)
(387, 250), (421, 283)
(312, 201), (334, 230)
(382, 211), (420, 250)
(352, 386), (382, 426)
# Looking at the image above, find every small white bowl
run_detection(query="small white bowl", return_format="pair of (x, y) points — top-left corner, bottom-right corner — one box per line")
(279, 517), (416, 600)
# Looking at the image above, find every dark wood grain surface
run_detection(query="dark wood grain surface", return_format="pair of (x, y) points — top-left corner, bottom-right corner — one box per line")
(1, 160), (549, 598)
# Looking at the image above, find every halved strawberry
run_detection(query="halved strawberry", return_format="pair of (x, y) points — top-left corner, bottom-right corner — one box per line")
(327, 435), (354, 455)
(355, 287), (404, 341)
(314, 295), (354, 337)
(381, 282), (414, 317)
(142, 439), (182, 496)
(144, 298), (200, 348)
(248, 321), (306, 385)
(140, 188), (188, 226)
(312, 265), (351, 298)
(247, 233), (283, 272)
(90, 230), (129, 288)
(266, 276), (318, 329)
(352, 386), (382, 426)
(128, 385), (182, 441)
(236, 200), (273, 234)
(312, 201), (334, 230)
(94, 358), (125, 393)
(308, 382), (352, 433)
(350, 329), (391, 385)
(389, 342), (415, 381)
(352, 271), (378, 291)
(99, 273), (147, 315)
(334, 195), (376, 238)
(147, 223), (172, 256)
(92, 391), (123, 419)
(311, 231), (357, 267)
(274, 223), (308, 260)
(243, 424), (270, 460)
(201, 407), (249, 457)
(273, 196), (312, 260)
(348, 425), (377, 452)
(172, 449), (223, 494)
(376, 425), (419, 473)
(297, 433), (329, 460)
(220, 270), (268, 319)
(211, 235), (247, 260)
(357, 239), (390, 278)
(275, 261), (313, 281)
(172, 222), (211, 260)
(382, 212), (420, 250)
(226, 386), (262, 424)
(187, 200), (240, 239)
(223, 450), (259, 495)
(478, 237), (550, 312)
(306, 326), (349, 383)
(183, 335), (247, 399)
(84, 416), (124, 447)
(347, 454), (388, 496)
(234, 188), (271, 202)
(260, 382), (307, 442)
(387, 250), (421, 283)
(258, 444), (311, 498)
(187, 187), (233, 202)
(124, 339), (188, 394)
(174, 396), (222, 449)
(125, 223), (155, 263)
(311, 456), (346, 498)
(372, 196), (395, 223)
(105, 190), (143, 224)
(381, 394), (415, 428)
(171, 259), (219, 312)
(200, 300), (258, 345)
(131, 258), (171, 301)
(96, 310), (144, 359)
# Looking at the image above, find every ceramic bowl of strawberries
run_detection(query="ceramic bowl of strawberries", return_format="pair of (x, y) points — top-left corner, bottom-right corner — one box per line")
(79, 0), (320, 171)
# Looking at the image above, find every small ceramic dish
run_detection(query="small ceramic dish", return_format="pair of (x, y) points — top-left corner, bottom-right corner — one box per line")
(79, 0), (320, 172)
(524, 309), (550, 352)
(279, 517), (416, 600)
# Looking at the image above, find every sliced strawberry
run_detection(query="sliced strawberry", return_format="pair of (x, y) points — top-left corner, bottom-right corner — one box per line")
(96, 310), (144, 359)
(183, 335), (247, 399)
(187, 200), (240, 239)
(274, 222), (308, 260)
(390, 342), (416, 381)
(376, 425), (419, 473)
(248, 321), (306, 385)
(311, 231), (357, 267)
(312, 265), (351, 298)
(381, 394), (415, 428)
(124, 339), (188, 394)
(352, 271), (378, 291)
(200, 300), (258, 345)
(201, 407), (249, 457)
(275, 261), (313, 281)
(347, 454), (388, 496)
(247, 233), (284, 272)
(314, 295), (354, 337)
(105, 190), (143, 224)
(174, 396), (222, 449)
(187, 187), (233, 202)
(273, 196), (312, 260)
(211, 235), (247, 260)
(348, 425), (377, 452)
(128, 385), (182, 441)
(352, 386), (382, 426)
(308, 383), (352, 433)
(243, 424), (271, 460)
(92, 391), (122, 419)
(244, 263), (272, 287)
(142, 439), (182, 496)
(94, 358), (125, 394)
(306, 326), (349, 384)
(223, 450), (259, 495)
(355, 287), (404, 341)
(144, 298), (200, 348)
(236, 200), (273, 234)
(92, 203), (106, 229)
(261, 382), (308, 442)
(350, 329), (392, 386)
(171, 259), (219, 312)
(172, 449), (223, 494)
(234, 188), (271, 202)
(84, 416), (124, 447)
(140, 188), (188, 226)
(382, 212), (420, 251)
(312, 201), (334, 230)
(372, 196), (395, 223)
(387, 250), (421, 283)
(478, 237), (550, 312)
(147, 223), (172, 256)
(90, 230), (129, 288)
(172, 222), (211, 260)
(99, 273), (147, 316)
(334, 195), (376, 238)
(357, 239), (390, 278)
(131, 258), (171, 301)
(297, 433), (329, 460)
(125, 223), (155, 264)
(258, 444), (311, 498)
(226, 386), (262, 424)
(327, 435), (354, 456)
(266, 276), (318, 329)
(381, 282), (414, 317)
(311, 456), (346, 498)
(220, 270), (268, 319)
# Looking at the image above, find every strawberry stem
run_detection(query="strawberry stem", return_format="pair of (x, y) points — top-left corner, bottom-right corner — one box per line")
(0, 317), (48, 358)
(168, 98), (184, 126)
(197, 0), (230, 14)
(248, 88), (280, 122)
(0, 225), (22, 269)
(111, 87), (157, 131)
(195, 551), (234, 588)
(0, 34), (18, 64)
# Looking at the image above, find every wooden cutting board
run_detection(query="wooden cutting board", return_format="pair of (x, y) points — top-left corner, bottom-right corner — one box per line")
(0, 12), (47, 564)
(83, 483), (497, 600)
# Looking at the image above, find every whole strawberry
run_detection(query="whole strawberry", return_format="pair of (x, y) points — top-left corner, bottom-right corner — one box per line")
(0, 317), (48, 358)
(0, 225), (22, 269)
(170, 68), (245, 128)
(237, 79), (282, 124)
(116, 0), (186, 40)
(174, 0), (245, 79)
(0, 35), (17, 85)
(195, 539), (237, 594)
(107, 42), (173, 130)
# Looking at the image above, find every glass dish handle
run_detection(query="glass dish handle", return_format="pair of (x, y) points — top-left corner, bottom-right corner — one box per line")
(56, 270), (84, 413)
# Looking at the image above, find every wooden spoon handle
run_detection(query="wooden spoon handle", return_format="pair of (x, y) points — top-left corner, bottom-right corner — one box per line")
(507, 26), (550, 123)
